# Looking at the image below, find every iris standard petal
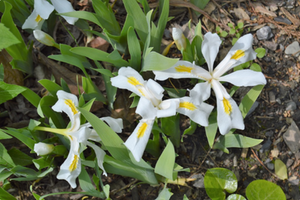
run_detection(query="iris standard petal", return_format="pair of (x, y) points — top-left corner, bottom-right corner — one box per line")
(136, 97), (157, 120)
(51, 0), (78, 25)
(216, 97), (244, 135)
(100, 117), (123, 133)
(219, 69), (266, 86)
(156, 99), (180, 118)
(201, 32), (222, 73)
(177, 97), (213, 126)
(56, 136), (81, 188)
(35, 0), (54, 19)
(213, 34), (256, 77)
(189, 82), (211, 102)
(145, 79), (164, 103)
(86, 141), (107, 176)
(124, 119), (154, 162)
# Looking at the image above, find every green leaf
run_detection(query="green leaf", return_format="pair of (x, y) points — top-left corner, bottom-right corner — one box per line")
(183, 120), (198, 137)
(32, 157), (52, 170)
(127, 26), (142, 71)
(0, 143), (15, 168)
(275, 159), (288, 180)
(0, 187), (17, 200)
(204, 168), (238, 200)
(239, 85), (265, 118)
(0, 129), (12, 140)
(59, 10), (102, 27)
(213, 134), (263, 152)
(8, 148), (33, 167)
(154, 139), (175, 180)
(4, 128), (35, 150)
(237, 22), (244, 29)
(160, 115), (181, 148)
(229, 28), (236, 35)
(205, 112), (218, 148)
(0, 23), (20, 50)
(78, 167), (105, 198)
(189, 0), (210, 15)
(227, 194), (247, 200)
(142, 51), (179, 71)
(221, 31), (228, 37)
(250, 63), (262, 72)
(38, 79), (62, 97)
(82, 76), (106, 102)
(70, 47), (129, 68)
(255, 48), (266, 58)
(0, 81), (26, 104)
(155, 187), (173, 200)
(246, 180), (286, 200)
(21, 88), (41, 108)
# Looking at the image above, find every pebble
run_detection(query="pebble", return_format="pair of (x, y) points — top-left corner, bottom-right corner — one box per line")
(274, 16), (292, 25)
(269, 91), (276, 103)
(263, 41), (278, 51)
(286, 158), (294, 168)
(286, 101), (297, 111)
(286, 0), (295, 8)
(256, 26), (274, 40)
(260, 139), (272, 152)
(283, 120), (300, 153)
(288, 176), (299, 186)
(285, 41), (300, 56)
(266, 162), (274, 170)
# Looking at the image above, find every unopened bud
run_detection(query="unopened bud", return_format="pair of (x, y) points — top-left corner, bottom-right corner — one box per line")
(33, 30), (59, 48)
(34, 142), (54, 156)
(172, 28), (186, 51)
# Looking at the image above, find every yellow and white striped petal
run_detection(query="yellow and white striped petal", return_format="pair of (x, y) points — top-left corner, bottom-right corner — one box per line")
(216, 97), (244, 135)
(22, 9), (45, 30)
(124, 119), (154, 162)
(201, 32), (222, 73)
(172, 28), (186, 51)
(219, 69), (266, 86)
(86, 141), (107, 176)
(51, 0), (78, 25)
(57, 135), (81, 188)
(153, 60), (211, 81)
(213, 34), (256, 78)
(177, 97), (213, 127)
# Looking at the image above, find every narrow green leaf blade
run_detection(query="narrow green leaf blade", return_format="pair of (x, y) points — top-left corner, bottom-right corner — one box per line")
(0, 81), (26, 104)
(0, 23), (20, 50)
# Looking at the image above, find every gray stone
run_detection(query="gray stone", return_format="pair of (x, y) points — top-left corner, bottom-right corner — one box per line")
(285, 41), (300, 55)
(286, 101), (297, 111)
(286, 158), (294, 168)
(269, 91), (276, 103)
(286, 0), (295, 8)
(288, 176), (299, 186)
(256, 26), (274, 40)
(274, 17), (292, 25)
(283, 121), (300, 153)
(260, 139), (272, 152)
(263, 41), (278, 51)
(192, 174), (205, 188)
(266, 162), (274, 170)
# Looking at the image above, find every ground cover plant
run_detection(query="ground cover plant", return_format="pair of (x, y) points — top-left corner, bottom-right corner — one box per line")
(0, 0), (298, 199)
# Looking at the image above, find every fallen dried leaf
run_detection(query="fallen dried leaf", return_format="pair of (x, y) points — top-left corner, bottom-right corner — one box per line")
(234, 7), (250, 20)
(253, 2), (277, 17)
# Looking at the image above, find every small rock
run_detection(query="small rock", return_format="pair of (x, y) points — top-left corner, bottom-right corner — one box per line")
(279, 44), (285, 51)
(286, 0), (295, 8)
(260, 139), (272, 152)
(286, 101), (297, 111)
(263, 41), (278, 51)
(192, 174), (204, 188)
(271, 148), (279, 158)
(283, 120), (300, 153)
(295, 152), (300, 160)
(286, 158), (294, 168)
(269, 91), (276, 103)
(164, 29), (172, 40)
(265, 131), (274, 137)
(288, 176), (299, 186)
(256, 26), (274, 40)
(266, 162), (274, 170)
(274, 16), (292, 25)
(285, 41), (300, 56)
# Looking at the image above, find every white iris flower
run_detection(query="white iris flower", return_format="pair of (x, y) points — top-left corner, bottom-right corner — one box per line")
(154, 32), (267, 135)
(22, 0), (78, 30)
(35, 90), (123, 188)
(111, 67), (180, 162)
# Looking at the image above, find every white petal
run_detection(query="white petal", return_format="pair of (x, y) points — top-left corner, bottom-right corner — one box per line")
(72, 126), (90, 143)
(111, 67), (147, 97)
(216, 97), (244, 135)
(219, 69), (266, 86)
(213, 34), (256, 77)
(34, 142), (54, 156)
(100, 117), (123, 133)
(172, 27), (186, 50)
(136, 97), (157, 119)
(124, 119), (154, 162)
(56, 90), (79, 106)
(22, 9), (44, 30)
(201, 32), (222, 72)
(57, 136), (81, 188)
(35, 0), (54, 19)
(177, 97), (213, 126)
(211, 79), (231, 100)
(153, 61), (210, 81)
(189, 82), (211, 102)
(86, 141), (107, 176)
(51, 0), (78, 24)
(144, 79), (164, 104)
(156, 99), (179, 118)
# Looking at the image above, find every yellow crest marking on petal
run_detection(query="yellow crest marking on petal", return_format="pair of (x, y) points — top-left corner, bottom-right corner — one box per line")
(179, 102), (197, 111)
(69, 154), (79, 172)
(231, 49), (245, 60)
(175, 65), (193, 73)
(136, 122), (148, 138)
(35, 14), (42, 23)
(223, 98), (232, 115)
(64, 99), (78, 115)
(128, 76), (142, 86)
